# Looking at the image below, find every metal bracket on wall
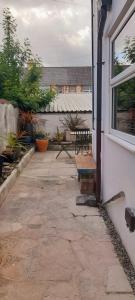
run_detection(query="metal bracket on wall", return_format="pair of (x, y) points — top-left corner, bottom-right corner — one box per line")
(97, 61), (105, 65)
(102, 191), (125, 207)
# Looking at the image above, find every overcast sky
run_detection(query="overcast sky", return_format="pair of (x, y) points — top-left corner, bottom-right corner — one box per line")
(0, 0), (91, 67)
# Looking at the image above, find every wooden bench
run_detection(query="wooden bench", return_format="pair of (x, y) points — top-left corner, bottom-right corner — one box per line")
(75, 153), (96, 194)
(75, 153), (96, 179)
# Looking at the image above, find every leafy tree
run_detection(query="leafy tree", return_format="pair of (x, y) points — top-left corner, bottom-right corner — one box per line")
(113, 56), (125, 76)
(116, 78), (135, 111)
(0, 8), (55, 112)
(113, 38), (135, 111)
(123, 37), (135, 64)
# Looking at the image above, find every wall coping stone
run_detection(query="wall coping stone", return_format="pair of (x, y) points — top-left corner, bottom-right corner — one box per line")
(0, 147), (35, 206)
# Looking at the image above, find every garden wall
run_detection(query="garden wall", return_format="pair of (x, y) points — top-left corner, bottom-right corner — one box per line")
(0, 103), (18, 151)
(36, 112), (92, 138)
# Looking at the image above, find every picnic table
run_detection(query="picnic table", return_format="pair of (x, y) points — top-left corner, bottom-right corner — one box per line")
(56, 141), (72, 159)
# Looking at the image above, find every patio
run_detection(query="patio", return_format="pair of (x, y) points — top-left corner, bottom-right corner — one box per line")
(0, 151), (134, 300)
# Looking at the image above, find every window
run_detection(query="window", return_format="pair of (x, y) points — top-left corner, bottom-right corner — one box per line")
(112, 12), (135, 77)
(82, 86), (91, 92)
(69, 86), (76, 93)
(110, 9), (135, 144)
(58, 86), (63, 93)
(112, 77), (135, 136)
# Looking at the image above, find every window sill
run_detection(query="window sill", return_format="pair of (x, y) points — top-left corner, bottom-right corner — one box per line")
(105, 134), (135, 154)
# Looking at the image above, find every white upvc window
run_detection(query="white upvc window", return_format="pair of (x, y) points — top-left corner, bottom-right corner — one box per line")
(110, 6), (135, 145)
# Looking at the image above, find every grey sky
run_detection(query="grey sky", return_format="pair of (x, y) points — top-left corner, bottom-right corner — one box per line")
(0, 0), (91, 67)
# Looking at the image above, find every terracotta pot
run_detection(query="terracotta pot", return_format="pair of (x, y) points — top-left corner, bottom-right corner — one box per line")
(36, 139), (48, 152)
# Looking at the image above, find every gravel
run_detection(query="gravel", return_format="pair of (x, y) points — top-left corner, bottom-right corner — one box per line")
(99, 206), (135, 294)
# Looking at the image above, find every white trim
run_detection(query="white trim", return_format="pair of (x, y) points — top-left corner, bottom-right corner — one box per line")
(110, 128), (135, 145)
(110, 65), (135, 87)
(110, 5), (135, 41)
(110, 8), (135, 83)
(105, 133), (135, 153)
(106, 1), (135, 38)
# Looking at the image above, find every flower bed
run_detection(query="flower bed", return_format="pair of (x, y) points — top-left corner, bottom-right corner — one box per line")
(0, 146), (32, 186)
(0, 147), (34, 206)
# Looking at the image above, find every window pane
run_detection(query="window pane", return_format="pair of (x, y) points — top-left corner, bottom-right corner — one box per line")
(112, 13), (135, 77)
(112, 77), (135, 136)
(69, 86), (76, 92)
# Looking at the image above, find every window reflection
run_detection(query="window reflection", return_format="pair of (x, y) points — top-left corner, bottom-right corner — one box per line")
(112, 13), (135, 77)
(112, 77), (135, 136)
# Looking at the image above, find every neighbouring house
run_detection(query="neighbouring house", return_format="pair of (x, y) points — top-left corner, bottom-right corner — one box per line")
(40, 66), (92, 93)
(92, 0), (135, 266)
(36, 93), (92, 138)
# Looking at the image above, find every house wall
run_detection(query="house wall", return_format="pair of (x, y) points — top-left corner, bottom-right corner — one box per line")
(93, 0), (135, 267)
(0, 104), (18, 151)
(36, 112), (92, 138)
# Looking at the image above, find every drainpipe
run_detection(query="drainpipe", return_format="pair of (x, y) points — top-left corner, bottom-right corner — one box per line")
(96, 1), (112, 204)
(91, 0), (94, 129)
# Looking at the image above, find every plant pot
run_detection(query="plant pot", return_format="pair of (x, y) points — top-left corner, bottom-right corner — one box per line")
(18, 136), (33, 145)
(24, 123), (34, 134)
(36, 139), (48, 152)
(65, 130), (76, 142)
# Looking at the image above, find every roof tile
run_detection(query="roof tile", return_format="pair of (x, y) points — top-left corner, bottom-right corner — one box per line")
(40, 67), (92, 86)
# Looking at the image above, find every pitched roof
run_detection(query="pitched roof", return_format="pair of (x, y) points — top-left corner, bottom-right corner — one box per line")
(40, 67), (91, 87)
(40, 93), (92, 113)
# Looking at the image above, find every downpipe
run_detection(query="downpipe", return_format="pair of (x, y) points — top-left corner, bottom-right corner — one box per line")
(96, 5), (107, 205)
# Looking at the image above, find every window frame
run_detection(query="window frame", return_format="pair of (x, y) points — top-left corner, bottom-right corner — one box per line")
(109, 5), (135, 145)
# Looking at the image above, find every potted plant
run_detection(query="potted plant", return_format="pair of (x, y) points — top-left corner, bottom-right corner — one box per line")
(18, 111), (38, 144)
(60, 113), (86, 142)
(55, 127), (64, 143)
(2, 132), (26, 162)
(35, 131), (50, 152)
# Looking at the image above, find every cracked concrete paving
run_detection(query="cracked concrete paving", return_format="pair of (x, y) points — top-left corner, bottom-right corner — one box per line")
(0, 151), (134, 300)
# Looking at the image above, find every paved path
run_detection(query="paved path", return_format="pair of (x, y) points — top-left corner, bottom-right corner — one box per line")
(0, 151), (134, 300)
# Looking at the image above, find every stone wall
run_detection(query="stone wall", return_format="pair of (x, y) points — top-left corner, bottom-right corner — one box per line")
(0, 104), (18, 151)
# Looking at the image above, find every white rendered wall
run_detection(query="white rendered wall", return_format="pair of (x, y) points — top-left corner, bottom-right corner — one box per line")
(93, 0), (135, 267)
(0, 104), (18, 151)
(36, 113), (92, 138)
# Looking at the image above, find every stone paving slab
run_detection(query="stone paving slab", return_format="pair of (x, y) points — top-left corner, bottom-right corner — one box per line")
(101, 296), (135, 300)
(106, 265), (132, 294)
(0, 151), (134, 300)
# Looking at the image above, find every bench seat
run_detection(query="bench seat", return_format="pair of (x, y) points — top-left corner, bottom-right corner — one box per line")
(75, 153), (96, 177)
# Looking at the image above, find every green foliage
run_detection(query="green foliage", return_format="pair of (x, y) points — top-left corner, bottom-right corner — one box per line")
(55, 127), (64, 142)
(34, 130), (50, 140)
(60, 113), (86, 131)
(123, 37), (135, 64)
(113, 38), (135, 110)
(113, 37), (135, 76)
(116, 77), (135, 110)
(0, 8), (55, 112)
(113, 56), (126, 76)
(0, 132), (26, 150)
